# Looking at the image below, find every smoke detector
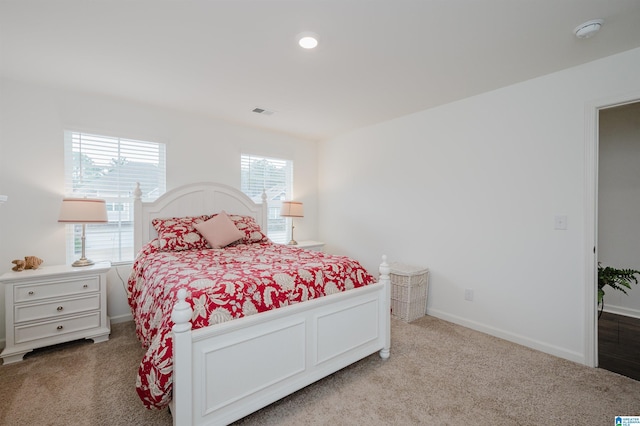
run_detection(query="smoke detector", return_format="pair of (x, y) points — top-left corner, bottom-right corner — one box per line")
(574, 19), (603, 39)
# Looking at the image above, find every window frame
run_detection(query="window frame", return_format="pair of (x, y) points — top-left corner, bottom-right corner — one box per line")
(63, 130), (166, 265)
(240, 154), (293, 244)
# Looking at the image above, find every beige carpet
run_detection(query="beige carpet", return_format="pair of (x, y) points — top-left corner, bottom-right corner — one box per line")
(1, 316), (638, 425)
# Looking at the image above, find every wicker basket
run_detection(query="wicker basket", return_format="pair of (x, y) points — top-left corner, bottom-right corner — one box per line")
(389, 262), (429, 322)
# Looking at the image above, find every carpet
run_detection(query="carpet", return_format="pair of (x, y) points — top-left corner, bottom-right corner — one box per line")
(1, 316), (638, 425)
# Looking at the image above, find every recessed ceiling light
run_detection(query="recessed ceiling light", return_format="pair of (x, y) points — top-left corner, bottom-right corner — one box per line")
(574, 19), (603, 39)
(297, 32), (319, 49)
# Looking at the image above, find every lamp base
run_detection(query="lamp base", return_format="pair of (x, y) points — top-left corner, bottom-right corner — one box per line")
(287, 240), (298, 245)
(71, 258), (95, 267)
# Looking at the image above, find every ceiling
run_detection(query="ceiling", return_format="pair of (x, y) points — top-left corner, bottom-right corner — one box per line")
(2, 1), (640, 141)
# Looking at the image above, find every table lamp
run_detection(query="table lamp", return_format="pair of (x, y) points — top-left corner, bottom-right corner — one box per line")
(280, 201), (304, 245)
(58, 198), (108, 267)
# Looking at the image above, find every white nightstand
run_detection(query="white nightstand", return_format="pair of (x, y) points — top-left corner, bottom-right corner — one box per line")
(293, 240), (325, 252)
(0, 262), (111, 364)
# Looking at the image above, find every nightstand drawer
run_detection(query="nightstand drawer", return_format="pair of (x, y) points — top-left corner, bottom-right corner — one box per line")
(14, 294), (101, 323)
(14, 312), (101, 344)
(14, 276), (100, 303)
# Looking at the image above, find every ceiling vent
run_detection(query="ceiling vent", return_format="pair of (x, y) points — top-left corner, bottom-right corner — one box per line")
(252, 107), (275, 116)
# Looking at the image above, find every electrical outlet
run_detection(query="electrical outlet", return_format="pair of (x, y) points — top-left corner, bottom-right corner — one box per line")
(464, 289), (474, 301)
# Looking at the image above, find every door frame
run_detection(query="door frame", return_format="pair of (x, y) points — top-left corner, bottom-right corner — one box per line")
(584, 90), (640, 367)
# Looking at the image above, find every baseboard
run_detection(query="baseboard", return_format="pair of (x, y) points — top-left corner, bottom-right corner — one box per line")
(427, 308), (586, 365)
(109, 313), (133, 324)
(602, 305), (640, 319)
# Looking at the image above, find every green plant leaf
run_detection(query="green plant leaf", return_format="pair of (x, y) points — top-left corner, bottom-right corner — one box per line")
(597, 263), (640, 308)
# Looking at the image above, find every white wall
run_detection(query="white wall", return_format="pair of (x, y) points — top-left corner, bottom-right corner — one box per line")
(318, 47), (640, 364)
(3, 49), (639, 364)
(598, 102), (640, 318)
(0, 78), (318, 343)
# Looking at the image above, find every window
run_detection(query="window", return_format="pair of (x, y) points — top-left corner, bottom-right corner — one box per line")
(64, 131), (166, 263)
(240, 154), (292, 244)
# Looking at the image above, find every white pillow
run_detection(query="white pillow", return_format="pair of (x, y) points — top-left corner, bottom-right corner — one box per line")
(194, 211), (244, 249)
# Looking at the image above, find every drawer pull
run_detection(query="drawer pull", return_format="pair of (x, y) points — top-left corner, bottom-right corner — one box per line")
(83, 284), (88, 288)
(57, 306), (64, 311)
(28, 291), (34, 295)
(56, 325), (64, 330)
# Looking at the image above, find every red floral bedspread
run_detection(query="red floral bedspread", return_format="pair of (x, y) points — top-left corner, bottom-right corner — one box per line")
(126, 240), (376, 409)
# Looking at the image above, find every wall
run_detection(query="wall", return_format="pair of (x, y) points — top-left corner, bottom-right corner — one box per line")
(318, 47), (640, 364)
(598, 102), (640, 318)
(0, 78), (318, 344)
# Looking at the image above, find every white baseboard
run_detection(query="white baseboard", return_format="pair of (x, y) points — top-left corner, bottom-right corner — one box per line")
(109, 313), (133, 324)
(602, 305), (640, 319)
(427, 308), (586, 365)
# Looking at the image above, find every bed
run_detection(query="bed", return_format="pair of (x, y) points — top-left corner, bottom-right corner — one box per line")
(128, 182), (391, 425)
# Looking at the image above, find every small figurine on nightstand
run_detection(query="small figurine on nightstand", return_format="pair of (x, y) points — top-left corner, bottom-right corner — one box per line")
(11, 256), (44, 271)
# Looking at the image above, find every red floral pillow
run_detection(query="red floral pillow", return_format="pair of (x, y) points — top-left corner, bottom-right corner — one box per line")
(224, 214), (269, 244)
(152, 215), (209, 251)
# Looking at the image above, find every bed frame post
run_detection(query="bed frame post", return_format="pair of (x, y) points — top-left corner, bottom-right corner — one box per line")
(379, 255), (391, 359)
(171, 289), (193, 426)
(133, 182), (143, 254)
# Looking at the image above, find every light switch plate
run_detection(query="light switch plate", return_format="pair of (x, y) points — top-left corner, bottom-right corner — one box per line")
(554, 215), (568, 230)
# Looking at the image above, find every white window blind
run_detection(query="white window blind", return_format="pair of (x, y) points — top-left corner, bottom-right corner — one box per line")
(240, 154), (292, 244)
(64, 131), (166, 263)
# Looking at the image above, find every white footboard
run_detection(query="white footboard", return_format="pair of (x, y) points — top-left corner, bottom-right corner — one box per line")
(170, 256), (391, 426)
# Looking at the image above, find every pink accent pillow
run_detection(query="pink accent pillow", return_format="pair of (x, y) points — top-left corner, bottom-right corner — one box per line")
(152, 215), (209, 251)
(227, 214), (269, 244)
(194, 211), (244, 249)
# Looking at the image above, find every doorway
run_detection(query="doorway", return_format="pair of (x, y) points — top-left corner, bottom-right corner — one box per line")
(596, 101), (640, 380)
(584, 90), (640, 370)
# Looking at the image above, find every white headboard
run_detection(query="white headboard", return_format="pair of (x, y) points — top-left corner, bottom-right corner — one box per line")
(133, 182), (268, 253)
